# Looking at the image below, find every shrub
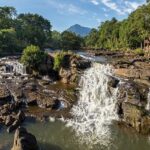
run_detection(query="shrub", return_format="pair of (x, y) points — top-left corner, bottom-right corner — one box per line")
(53, 51), (65, 70)
(53, 50), (79, 71)
(134, 48), (144, 56)
(21, 45), (48, 69)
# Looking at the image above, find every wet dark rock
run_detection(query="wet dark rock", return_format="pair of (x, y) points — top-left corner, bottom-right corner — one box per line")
(11, 127), (39, 150)
(75, 59), (91, 70)
(117, 81), (143, 106)
(116, 79), (150, 134)
(107, 75), (119, 88)
(5, 115), (15, 126)
(38, 55), (54, 75)
(16, 111), (25, 122)
(7, 119), (21, 133)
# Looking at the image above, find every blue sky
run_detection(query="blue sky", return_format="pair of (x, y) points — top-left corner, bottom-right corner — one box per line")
(0, 0), (146, 31)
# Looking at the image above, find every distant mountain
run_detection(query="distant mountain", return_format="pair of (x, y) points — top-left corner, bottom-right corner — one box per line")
(66, 24), (91, 37)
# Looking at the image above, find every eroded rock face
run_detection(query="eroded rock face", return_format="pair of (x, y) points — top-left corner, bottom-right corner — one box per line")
(25, 91), (55, 108)
(0, 84), (12, 105)
(117, 82), (143, 106)
(115, 79), (150, 134)
(0, 98), (26, 133)
(11, 127), (39, 150)
(59, 54), (91, 84)
(113, 59), (150, 84)
(122, 102), (145, 132)
(122, 102), (150, 134)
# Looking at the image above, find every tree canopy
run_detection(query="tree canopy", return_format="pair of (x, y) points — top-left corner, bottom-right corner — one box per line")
(85, 3), (150, 50)
(61, 31), (83, 50)
(16, 13), (52, 48)
(0, 6), (52, 55)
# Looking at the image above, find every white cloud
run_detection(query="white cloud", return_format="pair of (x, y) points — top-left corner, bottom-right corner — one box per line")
(89, 0), (145, 15)
(96, 18), (101, 22)
(124, 1), (142, 13)
(47, 0), (87, 15)
(104, 13), (109, 17)
(91, 0), (99, 5)
(68, 4), (87, 14)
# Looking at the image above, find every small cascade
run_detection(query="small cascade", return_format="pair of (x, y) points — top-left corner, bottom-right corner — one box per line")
(66, 63), (119, 146)
(146, 89), (150, 111)
(0, 57), (27, 75)
(12, 62), (26, 75)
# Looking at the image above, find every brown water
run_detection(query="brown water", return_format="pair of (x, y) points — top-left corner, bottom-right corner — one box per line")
(0, 120), (150, 150)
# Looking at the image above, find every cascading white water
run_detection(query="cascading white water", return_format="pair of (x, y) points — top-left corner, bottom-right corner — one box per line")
(0, 58), (26, 75)
(12, 62), (26, 75)
(66, 63), (119, 147)
(146, 89), (150, 111)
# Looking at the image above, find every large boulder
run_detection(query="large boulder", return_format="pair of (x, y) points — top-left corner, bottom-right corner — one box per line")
(11, 127), (39, 150)
(117, 81), (142, 106)
(25, 91), (55, 108)
(115, 68), (150, 80)
(122, 102), (150, 134)
(114, 59), (150, 81)
(7, 119), (21, 133)
(7, 111), (25, 133)
(107, 75), (119, 88)
(37, 55), (54, 75)
(59, 54), (91, 84)
(122, 102), (145, 132)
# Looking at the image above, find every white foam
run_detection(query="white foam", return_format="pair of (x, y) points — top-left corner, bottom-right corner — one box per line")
(146, 88), (150, 111)
(66, 63), (119, 147)
(0, 58), (27, 75)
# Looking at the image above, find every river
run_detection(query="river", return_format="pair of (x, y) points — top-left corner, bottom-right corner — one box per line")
(0, 53), (150, 150)
(0, 120), (150, 150)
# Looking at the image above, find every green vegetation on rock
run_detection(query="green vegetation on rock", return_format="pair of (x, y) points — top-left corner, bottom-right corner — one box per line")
(21, 45), (48, 69)
(53, 51), (74, 70)
(134, 48), (145, 56)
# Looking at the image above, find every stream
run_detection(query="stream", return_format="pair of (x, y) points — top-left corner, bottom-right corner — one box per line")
(0, 120), (150, 150)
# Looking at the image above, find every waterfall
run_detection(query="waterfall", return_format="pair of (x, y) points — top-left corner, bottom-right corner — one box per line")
(146, 89), (150, 111)
(12, 62), (26, 75)
(66, 63), (119, 147)
(0, 59), (26, 75)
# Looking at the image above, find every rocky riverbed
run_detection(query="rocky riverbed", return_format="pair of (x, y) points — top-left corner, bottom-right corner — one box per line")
(0, 51), (150, 149)
(0, 54), (91, 135)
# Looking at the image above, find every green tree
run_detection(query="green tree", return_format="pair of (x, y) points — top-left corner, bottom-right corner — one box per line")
(16, 13), (52, 48)
(0, 28), (19, 55)
(50, 30), (62, 49)
(21, 45), (48, 69)
(97, 18), (120, 50)
(61, 31), (82, 50)
(85, 2), (150, 51)
(85, 29), (99, 48)
(0, 6), (16, 29)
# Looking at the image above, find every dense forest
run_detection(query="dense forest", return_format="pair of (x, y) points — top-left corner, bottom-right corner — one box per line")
(85, 1), (150, 51)
(0, 1), (150, 55)
(0, 6), (82, 55)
